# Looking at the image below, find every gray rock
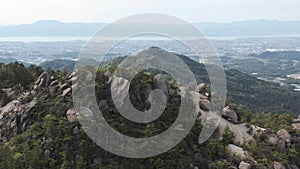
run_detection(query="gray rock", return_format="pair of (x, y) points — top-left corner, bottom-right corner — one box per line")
(222, 106), (239, 123)
(153, 74), (168, 96)
(199, 102), (209, 112)
(276, 129), (291, 144)
(239, 161), (251, 169)
(68, 71), (76, 79)
(35, 72), (50, 90)
(70, 76), (78, 82)
(266, 133), (279, 145)
(0, 100), (36, 141)
(273, 162), (286, 169)
(66, 108), (77, 122)
(60, 83), (69, 91)
(50, 85), (59, 95)
(228, 166), (238, 169)
(292, 119), (299, 123)
(111, 77), (130, 107)
(0, 100), (19, 115)
(2, 88), (13, 96)
(62, 87), (71, 97)
(228, 144), (251, 160)
(49, 80), (59, 87)
(292, 123), (300, 130)
(249, 125), (266, 138)
(196, 83), (206, 94)
(104, 71), (112, 83)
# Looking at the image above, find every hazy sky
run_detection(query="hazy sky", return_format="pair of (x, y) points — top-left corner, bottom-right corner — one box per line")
(0, 0), (300, 25)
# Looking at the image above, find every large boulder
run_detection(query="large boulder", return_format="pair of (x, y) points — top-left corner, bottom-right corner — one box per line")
(276, 129), (291, 144)
(218, 120), (254, 145)
(228, 144), (252, 160)
(222, 106), (239, 123)
(273, 162), (286, 169)
(239, 161), (251, 169)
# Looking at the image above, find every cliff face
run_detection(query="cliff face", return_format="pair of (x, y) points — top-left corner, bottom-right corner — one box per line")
(0, 50), (300, 168)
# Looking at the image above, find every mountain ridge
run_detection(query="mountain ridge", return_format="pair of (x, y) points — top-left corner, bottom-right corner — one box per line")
(2, 19), (300, 37)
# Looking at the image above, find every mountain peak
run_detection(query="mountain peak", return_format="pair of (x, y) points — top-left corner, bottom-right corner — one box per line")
(33, 20), (63, 25)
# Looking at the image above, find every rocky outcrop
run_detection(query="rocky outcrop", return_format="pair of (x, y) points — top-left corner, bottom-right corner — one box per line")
(219, 121), (254, 145)
(0, 100), (36, 141)
(196, 83), (206, 94)
(276, 129), (291, 145)
(239, 161), (251, 169)
(274, 129), (290, 151)
(34, 72), (50, 91)
(222, 106), (239, 123)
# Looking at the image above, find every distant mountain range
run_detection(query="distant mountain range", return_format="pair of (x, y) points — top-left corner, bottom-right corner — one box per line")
(1, 20), (300, 37)
(0, 20), (105, 37)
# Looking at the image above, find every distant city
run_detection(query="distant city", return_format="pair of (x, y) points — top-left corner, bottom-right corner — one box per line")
(1, 20), (300, 92)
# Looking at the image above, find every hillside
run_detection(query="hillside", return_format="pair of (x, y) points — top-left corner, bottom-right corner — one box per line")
(251, 51), (300, 61)
(0, 48), (300, 168)
(103, 48), (300, 116)
(39, 59), (76, 72)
